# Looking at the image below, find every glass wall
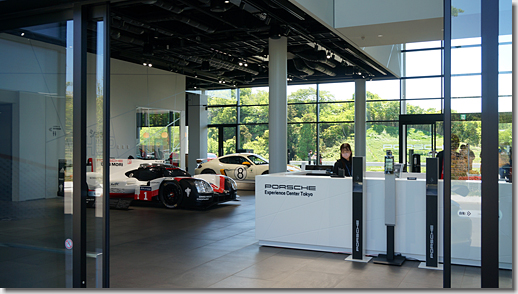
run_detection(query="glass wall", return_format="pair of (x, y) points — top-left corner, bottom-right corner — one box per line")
(136, 108), (181, 165)
(0, 21), (72, 288)
(365, 80), (400, 170)
(448, 0), (512, 288)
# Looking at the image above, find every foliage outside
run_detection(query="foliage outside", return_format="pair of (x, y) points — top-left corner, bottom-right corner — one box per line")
(205, 86), (510, 172)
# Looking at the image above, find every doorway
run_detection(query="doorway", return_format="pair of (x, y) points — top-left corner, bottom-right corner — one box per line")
(0, 103), (12, 201)
(208, 125), (237, 157)
(398, 114), (443, 172)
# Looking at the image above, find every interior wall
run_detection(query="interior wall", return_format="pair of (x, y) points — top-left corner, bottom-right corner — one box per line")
(290, 0), (334, 27)
(362, 44), (402, 77)
(333, 0), (442, 28)
(0, 33), (187, 201)
(0, 34), (67, 202)
(106, 59), (186, 160)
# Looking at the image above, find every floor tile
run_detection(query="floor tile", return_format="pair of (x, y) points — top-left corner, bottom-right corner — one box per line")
(335, 275), (403, 288)
(233, 255), (312, 281)
(273, 269), (344, 288)
(1, 190), (513, 289)
(208, 276), (277, 288)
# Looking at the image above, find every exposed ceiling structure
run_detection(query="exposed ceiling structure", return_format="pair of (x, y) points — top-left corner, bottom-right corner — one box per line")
(0, 0), (398, 90)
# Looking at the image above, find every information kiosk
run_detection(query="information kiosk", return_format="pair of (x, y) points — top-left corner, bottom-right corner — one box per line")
(345, 157), (372, 263)
(419, 157), (443, 270)
(373, 150), (406, 265)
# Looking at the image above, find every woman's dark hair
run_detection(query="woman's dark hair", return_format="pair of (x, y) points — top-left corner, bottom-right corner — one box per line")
(340, 143), (352, 158)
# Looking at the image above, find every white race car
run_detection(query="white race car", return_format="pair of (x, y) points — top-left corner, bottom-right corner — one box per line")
(194, 153), (301, 181)
(86, 158), (237, 209)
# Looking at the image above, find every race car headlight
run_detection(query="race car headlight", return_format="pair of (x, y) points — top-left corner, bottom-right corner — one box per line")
(229, 178), (237, 190)
(195, 180), (213, 194)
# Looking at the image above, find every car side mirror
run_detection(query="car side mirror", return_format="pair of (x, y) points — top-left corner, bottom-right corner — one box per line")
(242, 162), (251, 166)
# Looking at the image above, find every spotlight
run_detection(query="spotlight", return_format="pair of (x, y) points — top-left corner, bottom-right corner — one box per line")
(219, 80), (222, 83)
(326, 52), (332, 59)
(239, 62), (243, 66)
(211, 0), (229, 12)
(143, 62), (147, 66)
(21, 32), (25, 36)
(148, 63), (152, 67)
(224, 0), (230, 3)
(244, 63), (248, 67)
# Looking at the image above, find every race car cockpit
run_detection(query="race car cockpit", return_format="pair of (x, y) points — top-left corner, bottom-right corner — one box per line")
(125, 164), (190, 181)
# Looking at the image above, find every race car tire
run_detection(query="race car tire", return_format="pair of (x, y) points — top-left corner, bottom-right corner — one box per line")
(201, 169), (216, 174)
(86, 198), (95, 208)
(159, 181), (183, 209)
(262, 170), (269, 175)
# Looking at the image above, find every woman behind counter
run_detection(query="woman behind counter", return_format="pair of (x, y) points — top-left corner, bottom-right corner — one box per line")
(333, 143), (353, 177)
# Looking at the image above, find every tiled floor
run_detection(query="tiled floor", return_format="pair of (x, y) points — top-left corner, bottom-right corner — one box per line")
(106, 190), (512, 289)
(0, 191), (512, 289)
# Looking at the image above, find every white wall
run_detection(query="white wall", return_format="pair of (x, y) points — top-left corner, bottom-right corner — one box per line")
(362, 44), (402, 78)
(0, 34), (67, 201)
(291, 0), (334, 27)
(0, 32), (187, 201)
(333, 0), (442, 28)
(105, 59), (186, 160)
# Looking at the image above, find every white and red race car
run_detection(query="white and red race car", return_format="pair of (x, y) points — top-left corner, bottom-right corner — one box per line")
(86, 158), (237, 209)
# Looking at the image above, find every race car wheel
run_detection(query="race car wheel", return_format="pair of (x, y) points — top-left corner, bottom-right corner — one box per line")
(201, 169), (216, 174)
(86, 198), (95, 208)
(159, 181), (183, 209)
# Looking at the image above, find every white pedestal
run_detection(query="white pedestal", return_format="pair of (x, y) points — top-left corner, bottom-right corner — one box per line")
(345, 255), (373, 263)
(418, 262), (444, 270)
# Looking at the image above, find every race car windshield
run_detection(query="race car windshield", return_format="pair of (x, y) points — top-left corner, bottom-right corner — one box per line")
(247, 155), (268, 165)
(126, 168), (161, 181)
(169, 169), (191, 177)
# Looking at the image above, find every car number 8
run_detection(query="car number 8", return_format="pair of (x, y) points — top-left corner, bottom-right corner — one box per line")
(234, 166), (247, 180)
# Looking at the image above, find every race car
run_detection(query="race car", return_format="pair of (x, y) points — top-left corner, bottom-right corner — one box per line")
(194, 153), (301, 181)
(86, 159), (237, 209)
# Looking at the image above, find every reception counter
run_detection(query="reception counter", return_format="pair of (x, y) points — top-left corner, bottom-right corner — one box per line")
(255, 171), (512, 269)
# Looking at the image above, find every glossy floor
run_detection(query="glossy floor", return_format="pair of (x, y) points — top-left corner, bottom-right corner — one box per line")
(107, 191), (512, 289)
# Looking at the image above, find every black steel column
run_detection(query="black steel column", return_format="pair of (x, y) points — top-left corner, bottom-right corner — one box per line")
(316, 84), (320, 164)
(443, 0), (452, 287)
(218, 127), (224, 156)
(102, 3), (110, 288)
(72, 3), (87, 288)
(481, 0), (499, 288)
